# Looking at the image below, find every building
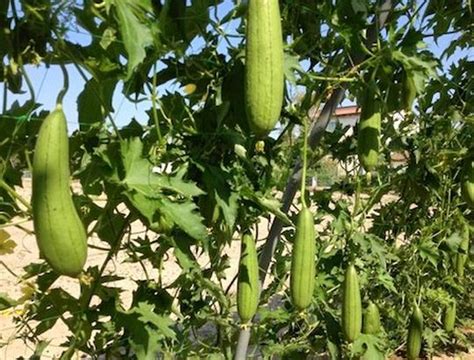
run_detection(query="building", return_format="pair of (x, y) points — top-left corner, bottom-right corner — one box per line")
(327, 105), (360, 132)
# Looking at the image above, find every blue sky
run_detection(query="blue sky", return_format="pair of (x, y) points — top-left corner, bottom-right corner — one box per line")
(1, 0), (471, 132)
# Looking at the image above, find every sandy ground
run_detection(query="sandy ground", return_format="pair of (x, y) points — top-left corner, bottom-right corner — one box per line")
(0, 179), (472, 359)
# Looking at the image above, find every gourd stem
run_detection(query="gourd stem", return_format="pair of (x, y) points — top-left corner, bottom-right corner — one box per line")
(19, 61), (36, 113)
(56, 63), (69, 106)
(353, 174), (361, 217)
(151, 64), (163, 145)
(0, 179), (32, 212)
(0, 259), (18, 278)
(300, 118), (308, 209)
(2, 81), (7, 113)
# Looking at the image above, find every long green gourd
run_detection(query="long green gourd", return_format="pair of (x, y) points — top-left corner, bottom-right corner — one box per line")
(342, 264), (362, 342)
(407, 304), (423, 360)
(290, 206), (316, 311)
(244, 0), (284, 136)
(358, 93), (381, 171)
(32, 104), (87, 277)
(455, 221), (470, 277)
(363, 301), (381, 334)
(461, 158), (474, 208)
(237, 233), (259, 324)
(443, 301), (456, 333)
(402, 70), (417, 111)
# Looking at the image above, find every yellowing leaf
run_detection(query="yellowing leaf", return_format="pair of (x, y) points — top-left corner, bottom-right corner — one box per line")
(255, 140), (265, 153)
(0, 230), (16, 255)
(183, 83), (197, 94)
(17, 282), (36, 303)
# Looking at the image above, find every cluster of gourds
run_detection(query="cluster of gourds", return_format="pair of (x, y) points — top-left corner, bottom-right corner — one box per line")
(30, 3), (471, 358)
(237, 236), (466, 359)
(236, 1), (472, 358)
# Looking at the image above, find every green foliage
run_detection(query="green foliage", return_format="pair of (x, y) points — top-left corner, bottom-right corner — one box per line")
(0, 0), (472, 358)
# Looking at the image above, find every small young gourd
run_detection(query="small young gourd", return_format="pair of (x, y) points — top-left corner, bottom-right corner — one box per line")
(363, 301), (381, 334)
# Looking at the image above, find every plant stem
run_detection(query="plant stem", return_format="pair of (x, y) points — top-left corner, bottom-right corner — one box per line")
(151, 64), (163, 145)
(307, 74), (356, 82)
(0, 218), (30, 230)
(234, 329), (251, 360)
(2, 81), (7, 113)
(300, 118), (308, 209)
(0, 179), (32, 212)
(56, 63), (69, 106)
(0, 260), (18, 278)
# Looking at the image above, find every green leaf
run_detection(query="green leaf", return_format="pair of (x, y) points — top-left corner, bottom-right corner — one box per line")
(133, 302), (176, 340)
(121, 138), (204, 197)
(117, 301), (176, 360)
(120, 138), (207, 240)
(114, 0), (154, 79)
(0, 292), (18, 311)
(257, 307), (291, 323)
(418, 239), (440, 267)
(202, 165), (239, 230)
(183, 0), (211, 42)
(327, 340), (340, 360)
(376, 272), (397, 293)
(159, 0), (187, 43)
(351, 0), (368, 14)
(0, 229), (15, 254)
(77, 78), (117, 130)
(352, 334), (385, 360)
(284, 53), (301, 85)
(100, 27), (117, 50)
(443, 231), (463, 253)
(32, 289), (80, 336)
(159, 197), (207, 240)
(120, 319), (161, 360)
(173, 239), (197, 272)
(126, 191), (207, 241)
